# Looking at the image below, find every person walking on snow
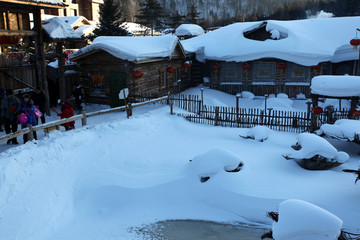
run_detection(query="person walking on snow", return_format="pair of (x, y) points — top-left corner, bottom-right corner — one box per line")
(1, 89), (20, 144)
(31, 86), (46, 124)
(72, 82), (84, 113)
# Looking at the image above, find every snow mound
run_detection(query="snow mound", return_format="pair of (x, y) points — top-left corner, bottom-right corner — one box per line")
(189, 149), (243, 182)
(240, 126), (271, 142)
(175, 24), (205, 37)
(318, 119), (360, 142)
(296, 93), (306, 99)
(311, 75), (360, 97)
(277, 93), (289, 99)
(266, 97), (293, 109)
(273, 199), (343, 240)
(285, 133), (348, 163)
(240, 91), (255, 100)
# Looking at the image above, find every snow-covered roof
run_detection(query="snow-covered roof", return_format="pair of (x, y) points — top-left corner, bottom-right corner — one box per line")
(42, 17), (82, 40)
(22, 0), (65, 7)
(70, 35), (180, 62)
(311, 75), (360, 97)
(75, 25), (96, 36)
(175, 24), (205, 37)
(120, 22), (161, 36)
(181, 16), (360, 66)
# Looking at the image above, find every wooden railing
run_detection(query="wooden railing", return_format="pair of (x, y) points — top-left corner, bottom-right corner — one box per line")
(0, 96), (168, 144)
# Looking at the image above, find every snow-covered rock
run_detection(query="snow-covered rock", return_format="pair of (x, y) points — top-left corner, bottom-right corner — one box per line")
(318, 119), (360, 142)
(283, 133), (349, 170)
(189, 148), (243, 182)
(240, 126), (271, 142)
(273, 199), (343, 240)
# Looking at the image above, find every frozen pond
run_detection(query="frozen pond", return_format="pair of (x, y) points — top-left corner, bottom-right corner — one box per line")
(131, 220), (269, 240)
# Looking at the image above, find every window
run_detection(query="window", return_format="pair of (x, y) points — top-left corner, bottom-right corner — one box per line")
(159, 70), (167, 90)
(220, 63), (241, 83)
(287, 64), (309, 82)
(253, 61), (275, 82)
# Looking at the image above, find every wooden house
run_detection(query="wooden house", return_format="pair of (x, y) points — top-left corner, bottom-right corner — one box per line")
(70, 35), (191, 107)
(181, 17), (360, 98)
(0, 0), (65, 111)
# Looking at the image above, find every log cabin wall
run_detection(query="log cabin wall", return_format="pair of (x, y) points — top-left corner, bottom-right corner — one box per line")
(208, 59), (333, 98)
(76, 50), (189, 105)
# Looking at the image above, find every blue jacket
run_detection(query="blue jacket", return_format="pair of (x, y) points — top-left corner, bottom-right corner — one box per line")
(17, 102), (37, 126)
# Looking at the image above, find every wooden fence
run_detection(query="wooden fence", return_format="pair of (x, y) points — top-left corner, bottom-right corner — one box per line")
(0, 96), (168, 144)
(168, 94), (352, 133)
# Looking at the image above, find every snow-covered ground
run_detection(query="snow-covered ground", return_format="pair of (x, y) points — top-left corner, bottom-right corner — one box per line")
(0, 85), (359, 240)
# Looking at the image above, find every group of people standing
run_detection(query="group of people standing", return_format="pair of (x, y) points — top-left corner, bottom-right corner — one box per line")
(0, 88), (47, 144)
(0, 83), (83, 144)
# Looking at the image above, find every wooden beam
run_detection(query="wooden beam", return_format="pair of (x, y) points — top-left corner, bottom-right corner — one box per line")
(0, 0), (66, 9)
(0, 29), (36, 36)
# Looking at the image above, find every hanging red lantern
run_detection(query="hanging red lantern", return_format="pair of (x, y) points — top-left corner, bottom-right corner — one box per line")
(242, 63), (250, 70)
(132, 70), (143, 80)
(311, 106), (323, 115)
(166, 66), (176, 74)
(213, 63), (221, 75)
(182, 62), (191, 69)
(350, 109), (360, 116)
(277, 63), (286, 70)
(0, 36), (20, 45)
(350, 38), (360, 50)
(310, 65), (320, 75)
(277, 63), (286, 82)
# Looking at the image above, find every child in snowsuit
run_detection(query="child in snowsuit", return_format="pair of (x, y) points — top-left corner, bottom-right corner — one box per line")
(57, 102), (75, 131)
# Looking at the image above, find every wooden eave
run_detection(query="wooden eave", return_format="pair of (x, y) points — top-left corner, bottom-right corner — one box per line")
(0, 0), (66, 9)
(0, 29), (36, 36)
(310, 94), (358, 100)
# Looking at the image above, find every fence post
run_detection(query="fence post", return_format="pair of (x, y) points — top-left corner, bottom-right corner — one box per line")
(81, 111), (87, 126)
(170, 103), (174, 115)
(27, 125), (34, 141)
(236, 93), (240, 123)
(214, 107), (219, 126)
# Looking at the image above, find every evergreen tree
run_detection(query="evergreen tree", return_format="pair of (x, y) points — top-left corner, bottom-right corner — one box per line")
(136, 0), (165, 36)
(93, 0), (128, 37)
(168, 11), (186, 28)
(187, 1), (202, 24)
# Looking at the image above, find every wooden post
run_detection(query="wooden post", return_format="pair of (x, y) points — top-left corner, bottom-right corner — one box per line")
(236, 93), (240, 123)
(310, 95), (319, 133)
(27, 125), (34, 141)
(215, 106), (219, 126)
(57, 42), (66, 102)
(170, 103), (174, 115)
(33, 8), (50, 115)
(81, 111), (87, 126)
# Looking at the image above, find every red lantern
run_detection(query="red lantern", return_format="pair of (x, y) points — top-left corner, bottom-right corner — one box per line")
(311, 65), (320, 75)
(0, 36), (20, 45)
(311, 106), (323, 115)
(182, 62), (191, 69)
(350, 109), (360, 116)
(277, 63), (286, 70)
(132, 70), (143, 80)
(213, 63), (221, 70)
(242, 63), (250, 70)
(166, 66), (176, 74)
(350, 38), (360, 50)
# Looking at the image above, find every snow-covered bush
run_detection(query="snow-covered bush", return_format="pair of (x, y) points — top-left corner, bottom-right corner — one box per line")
(240, 126), (271, 142)
(240, 91), (255, 100)
(189, 148), (243, 183)
(283, 133), (348, 170)
(317, 119), (360, 143)
(277, 93), (289, 99)
(272, 199), (343, 240)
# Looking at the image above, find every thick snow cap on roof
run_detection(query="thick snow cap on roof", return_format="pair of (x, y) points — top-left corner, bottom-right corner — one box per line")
(181, 16), (360, 66)
(175, 24), (205, 37)
(42, 17), (81, 40)
(27, 0), (65, 6)
(311, 75), (360, 97)
(70, 35), (179, 62)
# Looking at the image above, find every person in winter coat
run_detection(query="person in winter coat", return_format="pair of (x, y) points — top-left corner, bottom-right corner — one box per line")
(72, 82), (84, 113)
(1, 89), (20, 144)
(17, 94), (37, 143)
(55, 101), (75, 131)
(31, 86), (46, 124)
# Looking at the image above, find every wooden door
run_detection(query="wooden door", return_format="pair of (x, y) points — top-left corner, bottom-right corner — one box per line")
(108, 72), (127, 108)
